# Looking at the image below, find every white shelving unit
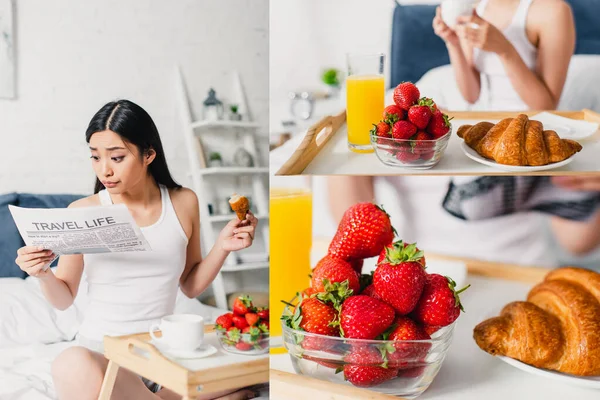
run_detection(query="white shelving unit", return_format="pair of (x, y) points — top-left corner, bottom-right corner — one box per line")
(176, 66), (269, 310)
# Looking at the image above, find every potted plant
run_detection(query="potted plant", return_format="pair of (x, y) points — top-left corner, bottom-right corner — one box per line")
(229, 104), (242, 121)
(322, 68), (341, 97)
(208, 152), (223, 168)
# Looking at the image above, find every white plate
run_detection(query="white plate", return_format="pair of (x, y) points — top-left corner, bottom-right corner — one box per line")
(460, 141), (575, 172)
(530, 112), (599, 140)
(498, 356), (600, 389)
(149, 340), (218, 359)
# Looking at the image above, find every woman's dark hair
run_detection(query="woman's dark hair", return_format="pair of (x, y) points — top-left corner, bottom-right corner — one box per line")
(85, 99), (181, 194)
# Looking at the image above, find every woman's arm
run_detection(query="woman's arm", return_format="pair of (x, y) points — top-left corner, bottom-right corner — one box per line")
(458, 2), (575, 109)
(327, 176), (375, 223)
(177, 189), (256, 298)
(549, 177), (600, 256)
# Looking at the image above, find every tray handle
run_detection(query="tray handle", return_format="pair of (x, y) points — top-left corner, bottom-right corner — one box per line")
(276, 110), (346, 175)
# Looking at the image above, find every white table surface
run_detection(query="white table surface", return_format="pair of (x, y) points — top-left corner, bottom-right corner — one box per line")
(271, 119), (600, 175)
(270, 275), (599, 399)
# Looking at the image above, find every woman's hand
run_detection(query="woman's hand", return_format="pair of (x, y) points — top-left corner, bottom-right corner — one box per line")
(456, 11), (512, 56)
(15, 246), (56, 279)
(433, 6), (460, 47)
(218, 211), (258, 252)
(551, 176), (600, 192)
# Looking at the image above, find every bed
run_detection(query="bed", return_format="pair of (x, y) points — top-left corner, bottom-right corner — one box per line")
(0, 193), (229, 400)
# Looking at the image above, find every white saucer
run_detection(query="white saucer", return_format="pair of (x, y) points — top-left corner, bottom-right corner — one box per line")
(498, 356), (600, 389)
(530, 112), (599, 140)
(460, 141), (575, 172)
(149, 340), (217, 359)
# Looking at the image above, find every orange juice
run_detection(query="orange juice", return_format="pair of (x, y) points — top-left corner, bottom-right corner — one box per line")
(269, 188), (312, 351)
(346, 74), (385, 153)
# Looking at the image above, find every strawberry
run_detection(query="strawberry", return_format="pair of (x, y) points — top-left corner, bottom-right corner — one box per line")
(302, 287), (318, 297)
(377, 241), (426, 267)
(383, 104), (405, 121)
(245, 312), (259, 327)
(343, 364), (398, 388)
(235, 342), (253, 351)
(393, 82), (420, 110)
(391, 120), (417, 140)
(283, 297), (339, 336)
(408, 104), (433, 130)
(258, 321), (270, 333)
(349, 259), (363, 275)
(395, 149), (420, 163)
(311, 255), (360, 295)
(257, 308), (269, 320)
(232, 314), (249, 330)
(232, 295), (252, 316)
(303, 355), (340, 369)
(216, 313), (234, 330)
(301, 335), (337, 352)
(419, 150), (436, 161)
(423, 325), (442, 336)
(373, 243), (427, 315)
(397, 366), (426, 378)
(340, 295), (395, 339)
(226, 327), (241, 342)
(328, 203), (395, 261)
(385, 316), (431, 368)
(426, 110), (452, 139)
(370, 121), (391, 138)
(412, 274), (470, 327)
(361, 284), (383, 301)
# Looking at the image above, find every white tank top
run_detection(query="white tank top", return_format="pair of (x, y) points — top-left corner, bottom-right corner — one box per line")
(472, 0), (538, 110)
(78, 185), (188, 342)
(379, 176), (555, 267)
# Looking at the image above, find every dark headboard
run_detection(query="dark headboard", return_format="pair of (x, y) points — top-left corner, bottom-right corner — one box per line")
(0, 193), (85, 278)
(390, 0), (600, 88)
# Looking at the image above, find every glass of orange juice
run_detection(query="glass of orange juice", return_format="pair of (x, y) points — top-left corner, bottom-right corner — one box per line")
(269, 185), (312, 353)
(346, 53), (385, 153)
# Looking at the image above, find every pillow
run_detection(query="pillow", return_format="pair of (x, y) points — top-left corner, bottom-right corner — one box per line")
(558, 55), (600, 112)
(0, 193), (25, 278)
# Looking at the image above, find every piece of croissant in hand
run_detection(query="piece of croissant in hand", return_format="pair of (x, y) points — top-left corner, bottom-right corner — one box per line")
(229, 193), (249, 220)
(457, 114), (582, 166)
(473, 267), (600, 376)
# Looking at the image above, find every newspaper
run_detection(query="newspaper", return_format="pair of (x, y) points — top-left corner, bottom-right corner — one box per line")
(8, 204), (152, 257)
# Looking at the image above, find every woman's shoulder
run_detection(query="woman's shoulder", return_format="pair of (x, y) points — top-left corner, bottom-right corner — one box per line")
(530, 0), (572, 22)
(168, 187), (199, 214)
(68, 194), (101, 208)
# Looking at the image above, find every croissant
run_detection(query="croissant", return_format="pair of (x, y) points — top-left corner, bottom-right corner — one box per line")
(229, 193), (249, 220)
(473, 267), (600, 376)
(457, 114), (582, 166)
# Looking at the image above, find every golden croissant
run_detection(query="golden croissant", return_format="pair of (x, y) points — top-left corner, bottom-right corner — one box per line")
(229, 193), (249, 220)
(457, 114), (582, 166)
(473, 267), (600, 376)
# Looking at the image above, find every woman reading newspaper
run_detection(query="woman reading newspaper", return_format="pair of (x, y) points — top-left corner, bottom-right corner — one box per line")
(15, 100), (260, 400)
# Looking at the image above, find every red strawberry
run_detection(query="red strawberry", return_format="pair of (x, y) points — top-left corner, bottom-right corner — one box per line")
(232, 314), (249, 330)
(216, 313), (234, 330)
(226, 327), (241, 343)
(361, 284), (383, 301)
(393, 82), (420, 110)
(258, 321), (270, 333)
(426, 110), (452, 138)
(412, 274), (470, 327)
(423, 325), (442, 336)
(395, 149), (420, 163)
(373, 243), (427, 315)
(377, 241), (426, 267)
(301, 335), (337, 352)
(391, 120), (417, 140)
(420, 150), (436, 161)
(340, 295), (395, 339)
(303, 354), (340, 369)
(386, 316), (431, 368)
(302, 287), (318, 297)
(245, 312), (259, 327)
(241, 326), (252, 334)
(370, 121), (391, 138)
(235, 342), (253, 351)
(398, 366), (426, 378)
(232, 295), (252, 316)
(328, 203), (395, 261)
(311, 255), (360, 295)
(284, 297), (339, 336)
(343, 364), (398, 388)
(349, 259), (363, 275)
(257, 308), (269, 320)
(408, 105), (433, 130)
(383, 104), (405, 121)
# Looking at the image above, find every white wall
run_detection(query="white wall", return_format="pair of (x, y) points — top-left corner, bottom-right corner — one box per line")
(0, 0), (269, 195)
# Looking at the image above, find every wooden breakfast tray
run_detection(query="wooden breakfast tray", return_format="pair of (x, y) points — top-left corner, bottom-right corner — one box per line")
(270, 251), (598, 399)
(275, 110), (600, 176)
(98, 324), (269, 400)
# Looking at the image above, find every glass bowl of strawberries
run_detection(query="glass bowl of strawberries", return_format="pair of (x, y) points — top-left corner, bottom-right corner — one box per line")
(370, 83), (453, 169)
(215, 295), (270, 355)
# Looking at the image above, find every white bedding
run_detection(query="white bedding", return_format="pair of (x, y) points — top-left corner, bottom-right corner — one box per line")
(0, 271), (229, 400)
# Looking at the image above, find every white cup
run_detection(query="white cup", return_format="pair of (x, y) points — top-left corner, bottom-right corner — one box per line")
(149, 314), (204, 352)
(441, 0), (476, 28)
